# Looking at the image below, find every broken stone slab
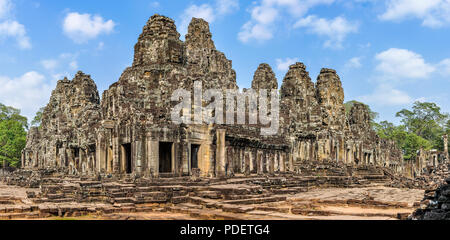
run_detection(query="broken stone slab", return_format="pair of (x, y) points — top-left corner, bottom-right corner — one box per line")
(221, 204), (256, 214)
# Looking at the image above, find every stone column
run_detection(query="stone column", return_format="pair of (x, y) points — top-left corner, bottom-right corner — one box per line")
(135, 140), (144, 174)
(21, 151), (25, 168)
(179, 141), (189, 176)
(444, 134), (449, 162)
(147, 140), (159, 177)
(113, 135), (120, 174)
(216, 129), (226, 177)
(256, 151), (262, 175)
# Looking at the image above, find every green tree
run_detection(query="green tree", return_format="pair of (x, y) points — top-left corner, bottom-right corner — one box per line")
(375, 101), (449, 161)
(402, 133), (432, 160)
(374, 121), (432, 160)
(396, 102), (448, 138)
(396, 101), (449, 150)
(31, 107), (45, 128)
(0, 120), (27, 168)
(374, 121), (407, 143)
(0, 103), (28, 130)
(0, 103), (28, 168)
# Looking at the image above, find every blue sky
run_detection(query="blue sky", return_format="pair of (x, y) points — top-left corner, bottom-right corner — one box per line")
(0, 0), (449, 125)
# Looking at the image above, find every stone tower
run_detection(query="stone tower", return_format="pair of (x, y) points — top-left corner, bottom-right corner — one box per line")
(316, 68), (346, 131)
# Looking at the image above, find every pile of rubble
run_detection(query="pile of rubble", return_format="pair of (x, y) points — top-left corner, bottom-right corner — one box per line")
(410, 178), (450, 220)
(2, 168), (63, 188)
(388, 164), (450, 190)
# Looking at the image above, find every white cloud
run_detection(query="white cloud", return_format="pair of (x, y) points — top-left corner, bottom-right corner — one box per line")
(439, 58), (450, 76)
(375, 48), (436, 80)
(358, 84), (413, 106)
(294, 15), (359, 48)
(0, 20), (31, 49)
(41, 59), (59, 71)
(179, 1), (239, 37)
(149, 1), (160, 9)
(346, 57), (362, 68)
(379, 0), (450, 28)
(180, 4), (216, 36)
(97, 41), (105, 50)
(276, 57), (299, 71)
(238, 0), (335, 43)
(0, 72), (53, 120)
(40, 52), (79, 75)
(63, 12), (115, 44)
(216, 0), (239, 15)
(0, 0), (12, 19)
(238, 22), (273, 43)
(0, 1), (32, 50)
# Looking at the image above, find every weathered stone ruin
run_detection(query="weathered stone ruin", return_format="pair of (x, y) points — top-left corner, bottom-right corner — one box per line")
(411, 177), (450, 220)
(403, 134), (449, 179)
(19, 14), (406, 180)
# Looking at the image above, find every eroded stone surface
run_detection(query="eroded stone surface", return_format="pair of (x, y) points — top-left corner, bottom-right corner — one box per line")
(18, 14), (416, 182)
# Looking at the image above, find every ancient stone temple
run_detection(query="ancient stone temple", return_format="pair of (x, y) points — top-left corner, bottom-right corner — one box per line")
(21, 14), (405, 179)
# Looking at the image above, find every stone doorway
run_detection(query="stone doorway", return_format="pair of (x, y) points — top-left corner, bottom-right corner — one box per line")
(121, 143), (132, 174)
(191, 144), (200, 169)
(159, 142), (173, 173)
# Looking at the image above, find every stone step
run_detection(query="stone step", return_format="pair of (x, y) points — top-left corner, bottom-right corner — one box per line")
(113, 197), (136, 204)
(224, 193), (272, 200)
(41, 198), (75, 203)
(193, 191), (222, 199)
(110, 192), (128, 198)
(187, 196), (218, 207)
(270, 187), (308, 195)
(135, 192), (168, 203)
(171, 196), (189, 204)
(46, 193), (65, 200)
(222, 196), (287, 205)
(0, 200), (16, 205)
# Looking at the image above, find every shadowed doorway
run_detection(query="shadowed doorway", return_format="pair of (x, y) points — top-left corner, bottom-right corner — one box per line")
(191, 144), (200, 170)
(122, 143), (132, 174)
(159, 142), (173, 173)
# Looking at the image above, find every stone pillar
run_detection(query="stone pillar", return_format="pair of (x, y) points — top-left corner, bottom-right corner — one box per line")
(444, 134), (449, 162)
(256, 151), (262, 175)
(180, 141), (189, 176)
(279, 152), (285, 172)
(241, 148), (245, 174)
(244, 151), (250, 175)
(147, 140), (159, 177)
(113, 136), (120, 174)
(273, 151), (280, 173)
(135, 140), (143, 174)
(216, 129), (226, 177)
(269, 152), (274, 174)
(21, 151), (25, 168)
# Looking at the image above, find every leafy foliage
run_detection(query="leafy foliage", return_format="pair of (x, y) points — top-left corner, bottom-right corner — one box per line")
(0, 103), (28, 168)
(375, 101), (449, 161)
(31, 107), (45, 128)
(0, 103), (28, 130)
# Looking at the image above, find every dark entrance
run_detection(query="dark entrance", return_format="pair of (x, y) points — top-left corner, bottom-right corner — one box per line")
(122, 143), (132, 174)
(159, 142), (173, 173)
(191, 144), (200, 169)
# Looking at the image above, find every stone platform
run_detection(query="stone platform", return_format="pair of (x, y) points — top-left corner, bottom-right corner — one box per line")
(0, 170), (425, 220)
